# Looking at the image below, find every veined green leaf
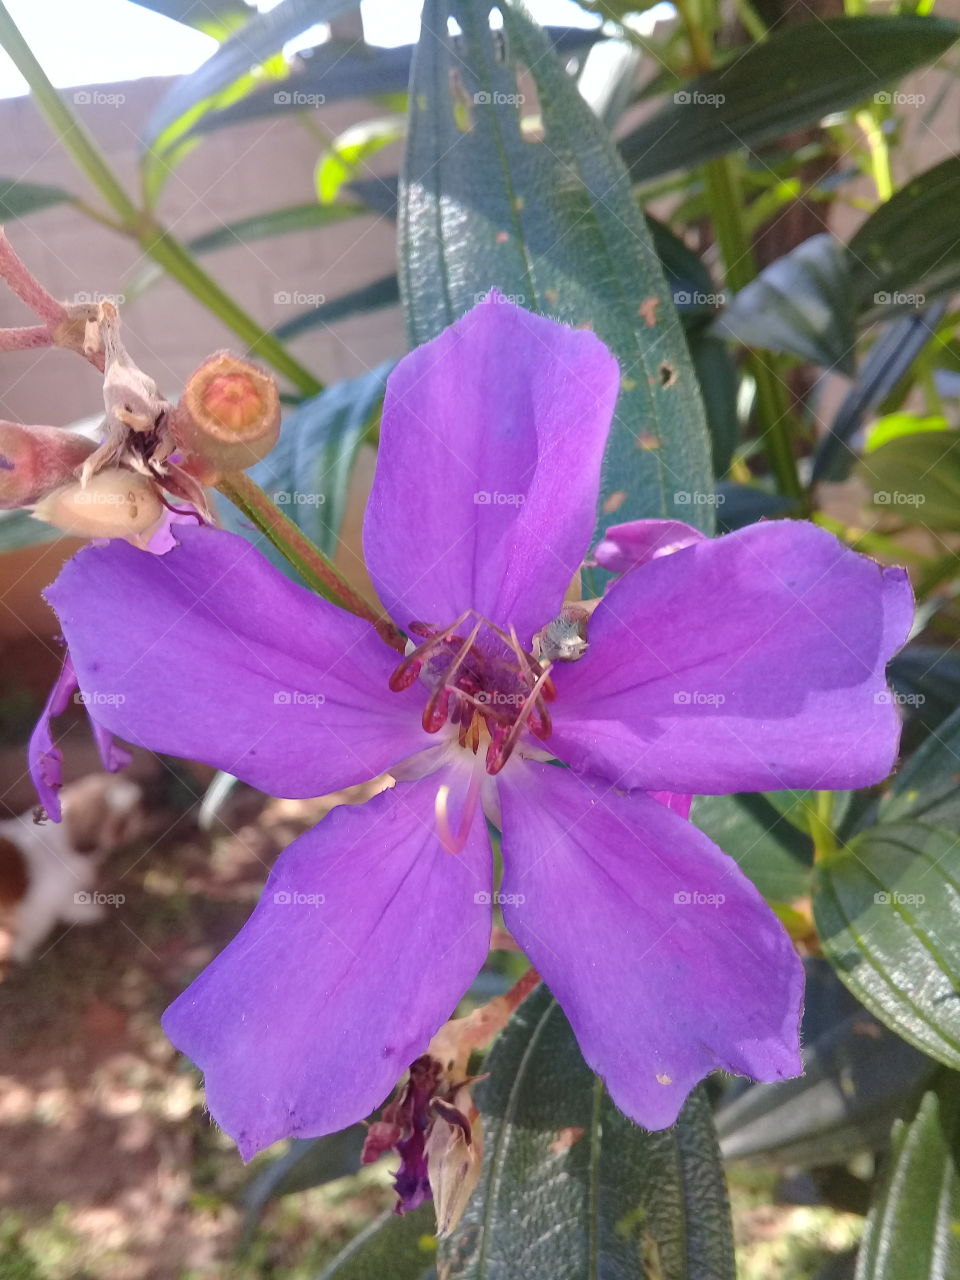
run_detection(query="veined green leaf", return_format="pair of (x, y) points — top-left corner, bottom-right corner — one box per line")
(619, 18), (960, 181)
(402, 0), (714, 544)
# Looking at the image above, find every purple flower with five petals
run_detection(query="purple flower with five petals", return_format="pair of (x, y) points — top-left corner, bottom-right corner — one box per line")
(37, 295), (912, 1158)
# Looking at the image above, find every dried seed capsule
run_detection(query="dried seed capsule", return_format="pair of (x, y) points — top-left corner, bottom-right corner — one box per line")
(172, 352), (280, 473)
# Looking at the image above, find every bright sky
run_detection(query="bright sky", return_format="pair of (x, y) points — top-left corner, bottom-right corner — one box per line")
(0, 0), (626, 97)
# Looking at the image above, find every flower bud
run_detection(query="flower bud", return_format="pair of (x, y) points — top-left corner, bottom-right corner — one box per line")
(172, 352), (280, 473)
(0, 421), (94, 509)
(33, 468), (164, 542)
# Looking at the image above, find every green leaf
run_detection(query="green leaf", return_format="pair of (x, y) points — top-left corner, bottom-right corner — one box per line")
(814, 822), (960, 1070)
(125, 201), (367, 298)
(402, 0), (714, 541)
(318, 1206), (437, 1280)
(223, 362), (393, 569)
(812, 304), (948, 483)
(849, 157), (960, 313)
(866, 413), (949, 452)
(858, 430), (960, 529)
(876, 704), (960, 830)
(316, 115), (405, 205)
(439, 984), (735, 1280)
(716, 960), (936, 1167)
(687, 327), (740, 477)
(620, 17), (960, 181)
(242, 1127), (365, 1235)
(691, 791), (813, 903)
(144, 0), (361, 149)
(0, 509), (63, 554)
(0, 177), (74, 220)
(273, 274), (401, 340)
(714, 234), (857, 375)
(856, 1084), (960, 1280)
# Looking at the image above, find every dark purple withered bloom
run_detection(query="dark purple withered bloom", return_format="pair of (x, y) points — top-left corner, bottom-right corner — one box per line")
(37, 294), (911, 1159)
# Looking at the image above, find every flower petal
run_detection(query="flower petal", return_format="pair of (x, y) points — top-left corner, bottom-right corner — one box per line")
(498, 762), (803, 1129)
(593, 518), (705, 574)
(364, 293), (620, 643)
(163, 773), (492, 1157)
(549, 520), (913, 793)
(46, 526), (433, 798)
(28, 654), (131, 820)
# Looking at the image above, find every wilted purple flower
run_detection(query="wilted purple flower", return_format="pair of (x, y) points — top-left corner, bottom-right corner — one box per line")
(37, 295), (912, 1158)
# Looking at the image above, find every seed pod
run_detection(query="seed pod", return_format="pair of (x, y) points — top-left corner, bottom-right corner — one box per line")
(0, 421), (94, 509)
(172, 352), (280, 473)
(33, 468), (164, 541)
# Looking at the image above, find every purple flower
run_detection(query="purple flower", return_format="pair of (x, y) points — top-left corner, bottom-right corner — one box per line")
(37, 295), (912, 1158)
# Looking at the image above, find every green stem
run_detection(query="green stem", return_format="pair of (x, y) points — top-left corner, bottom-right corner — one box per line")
(216, 471), (406, 651)
(807, 791), (839, 864)
(0, 0), (323, 398)
(702, 157), (804, 502)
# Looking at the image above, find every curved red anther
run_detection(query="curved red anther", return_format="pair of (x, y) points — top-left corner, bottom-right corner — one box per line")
(422, 685), (452, 733)
(389, 657), (424, 691)
(485, 723), (511, 775)
(528, 698), (552, 740)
